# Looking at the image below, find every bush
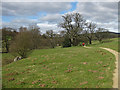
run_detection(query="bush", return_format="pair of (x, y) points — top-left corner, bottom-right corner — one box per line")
(10, 30), (33, 58)
(62, 36), (71, 48)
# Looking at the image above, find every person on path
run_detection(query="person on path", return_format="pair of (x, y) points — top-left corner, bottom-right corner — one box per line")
(82, 43), (85, 46)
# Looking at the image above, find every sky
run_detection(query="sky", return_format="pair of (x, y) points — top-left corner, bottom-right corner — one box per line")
(1, 1), (119, 33)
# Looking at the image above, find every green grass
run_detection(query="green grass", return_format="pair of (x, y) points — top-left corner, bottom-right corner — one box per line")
(2, 46), (115, 88)
(88, 38), (119, 52)
(2, 53), (15, 66)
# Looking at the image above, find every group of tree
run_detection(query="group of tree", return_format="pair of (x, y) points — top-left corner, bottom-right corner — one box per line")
(2, 27), (17, 53)
(1, 12), (118, 58)
(1, 26), (64, 58)
(58, 13), (112, 47)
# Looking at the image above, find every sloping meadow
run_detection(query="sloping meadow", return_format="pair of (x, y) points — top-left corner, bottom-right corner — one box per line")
(2, 47), (115, 88)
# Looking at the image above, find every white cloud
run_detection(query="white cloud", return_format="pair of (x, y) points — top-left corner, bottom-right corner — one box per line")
(1, 2), (119, 33)
(2, 18), (38, 28)
(75, 2), (118, 32)
(76, 2), (118, 22)
(39, 14), (63, 23)
(1, 0), (119, 2)
(2, 18), (65, 33)
(96, 22), (118, 32)
(2, 2), (72, 16)
(37, 22), (64, 33)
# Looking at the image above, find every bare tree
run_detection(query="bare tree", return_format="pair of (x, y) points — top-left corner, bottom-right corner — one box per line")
(59, 13), (86, 46)
(10, 27), (33, 58)
(46, 30), (56, 48)
(95, 28), (108, 43)
(29, 25), (41, 49)
(59, 30), (66, 37)
(84, 22), (96, 44)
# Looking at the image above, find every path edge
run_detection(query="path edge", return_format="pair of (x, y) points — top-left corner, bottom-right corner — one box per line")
(100, 47), (118, 88)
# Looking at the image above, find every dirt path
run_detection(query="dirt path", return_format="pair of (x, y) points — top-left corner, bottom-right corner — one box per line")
(100, 47), (119, 88)
(83, 46), (91, 48)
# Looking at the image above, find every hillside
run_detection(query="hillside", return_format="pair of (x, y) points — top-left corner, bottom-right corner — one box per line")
(2, 46), (116, 88)
(89, 38), (119, 52)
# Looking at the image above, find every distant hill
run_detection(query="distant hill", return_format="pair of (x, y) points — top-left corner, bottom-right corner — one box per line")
(108, 31), (120, 35)
(108, 31), (120, 37)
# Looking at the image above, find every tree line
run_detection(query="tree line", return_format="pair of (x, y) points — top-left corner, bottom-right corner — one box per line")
(1, 13), (118, 58)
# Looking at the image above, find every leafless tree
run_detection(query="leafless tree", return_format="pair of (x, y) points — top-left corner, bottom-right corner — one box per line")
(95, 28), (108, 43)
(29, 25), (41, 49)
(59, 13), (86, 46)
(46, 30), (56, 48)
(10, 27), (33, 58)
(84, 22), (96, 44)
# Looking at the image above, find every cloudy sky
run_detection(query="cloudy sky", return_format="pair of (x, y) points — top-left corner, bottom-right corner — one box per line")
(1, 1), (119, 33)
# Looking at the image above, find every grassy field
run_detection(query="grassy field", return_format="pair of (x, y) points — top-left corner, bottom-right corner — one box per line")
(2, 46), (115, 88)
(88, 38), (119, 52)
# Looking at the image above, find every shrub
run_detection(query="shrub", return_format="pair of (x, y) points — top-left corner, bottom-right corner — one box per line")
(62, 36), (71, 48)
(10, 30), (33, 58)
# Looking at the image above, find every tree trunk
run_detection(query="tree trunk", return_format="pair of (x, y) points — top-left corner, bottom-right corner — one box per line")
(70, 38), (73, 46)
(5, 41), (9, 53)
(89, 38), (92, 44)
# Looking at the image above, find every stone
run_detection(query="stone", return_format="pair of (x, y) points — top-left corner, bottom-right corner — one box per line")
(14, 56), (22, 62)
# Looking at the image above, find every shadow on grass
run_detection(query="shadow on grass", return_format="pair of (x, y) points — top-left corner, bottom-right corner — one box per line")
(2, 58), (13, 66)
